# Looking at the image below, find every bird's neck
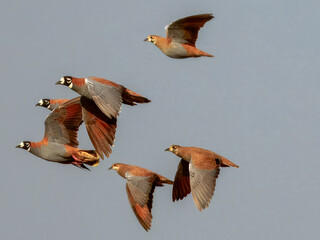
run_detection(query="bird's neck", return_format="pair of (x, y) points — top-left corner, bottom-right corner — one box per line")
(71, 78), (91, 99)
(154, 37), (172, 50)
(176, 148), (192, 162)
(28, 140), (48, 156)
(116, 164), (131, 179)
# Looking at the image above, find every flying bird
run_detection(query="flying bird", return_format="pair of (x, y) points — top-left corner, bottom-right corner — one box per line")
(144, 13), (214, 58)
(56, 76), (150, 119)
(36, 97), (117, 160)
(165, 145), (238, 211)
(16, 98), (99, 170)
(109, 163), (173, 231)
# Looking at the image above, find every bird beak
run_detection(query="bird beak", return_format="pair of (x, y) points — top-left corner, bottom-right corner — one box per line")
(108, 166), (113, 170)
(144, 38), (148, 42)
(55, 80), (62, 85)
(35, 103), (40, 106)
(164, 148), (170, 151)
(15, 144), (21, 148)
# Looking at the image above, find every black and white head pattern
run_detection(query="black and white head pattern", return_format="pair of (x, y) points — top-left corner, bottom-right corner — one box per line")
(37, 99), (51, 108)
(16, 141), (31, 151)
(59, 76), (73, 88)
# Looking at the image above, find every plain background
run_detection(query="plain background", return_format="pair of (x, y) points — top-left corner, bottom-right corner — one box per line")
(1, 0), (320, 239)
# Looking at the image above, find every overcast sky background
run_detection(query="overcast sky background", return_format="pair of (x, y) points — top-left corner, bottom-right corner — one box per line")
(1, 0), (320, 239)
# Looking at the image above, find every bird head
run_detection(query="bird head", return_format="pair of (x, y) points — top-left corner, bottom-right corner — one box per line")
(16, 141), (31, 151)
(144, 35), (158, 44)
(109, 163), (120, 171)
(35, 98), (51, 108)
(56, 76), (73, 88)
(165, 145), (181, 155)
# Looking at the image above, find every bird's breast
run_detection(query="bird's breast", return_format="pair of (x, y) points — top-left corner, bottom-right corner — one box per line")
(31, 143), (72, 162)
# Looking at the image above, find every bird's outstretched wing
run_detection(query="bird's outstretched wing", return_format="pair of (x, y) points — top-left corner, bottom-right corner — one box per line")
(80, 97), (117, 159)
(85, 77), (123, 119)
(44, 98), (82, 147)
(125, 173), (156, 231)
(172, 159), (191, 201)
(166, 13), (213, 46)
(189, 154), (220, 211)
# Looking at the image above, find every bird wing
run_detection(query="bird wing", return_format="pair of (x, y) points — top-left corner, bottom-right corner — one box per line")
(166, 13), (213, 46)
(80, 97), (117, 160)
(172, 159), (191, 201)
(126, 183), (153, 231)
(85, 77), (123, 119)
(189, 154), (220, 211)
(125, 172), (155, 207)
(44, 98), (83, 147)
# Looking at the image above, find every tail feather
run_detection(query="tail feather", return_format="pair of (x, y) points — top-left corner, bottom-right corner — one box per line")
(157, 174), (174, 185)
(122, 88), (151, 106)
(72, 163), (91, 171)
(220, 157), (239, 168)
(199, 51), (214, 57)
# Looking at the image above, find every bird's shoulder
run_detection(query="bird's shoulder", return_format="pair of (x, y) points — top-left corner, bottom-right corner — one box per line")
(87, 76), (119, 87)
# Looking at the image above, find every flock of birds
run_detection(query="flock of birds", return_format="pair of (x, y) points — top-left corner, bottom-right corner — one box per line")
(16, 13), (239, 231)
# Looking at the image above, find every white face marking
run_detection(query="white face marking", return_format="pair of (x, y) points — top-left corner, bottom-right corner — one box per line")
(59, 77), (65, 84)
(38, 99), (43, 105)
(47, 105), (51, 109)
(68, 83), (73, 89)
(149, 36), (156, 44)
(19, 142), (31, 151)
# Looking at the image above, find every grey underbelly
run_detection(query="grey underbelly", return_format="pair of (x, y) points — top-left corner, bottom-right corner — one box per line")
(163, 43), (188, 58)
(31, 144), (71, 163)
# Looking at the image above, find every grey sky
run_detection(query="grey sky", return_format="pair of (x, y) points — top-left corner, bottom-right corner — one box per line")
(1, 0), (320, 239)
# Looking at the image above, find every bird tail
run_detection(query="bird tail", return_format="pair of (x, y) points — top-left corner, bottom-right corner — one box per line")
(72, 163), (91, 171)
(199, 51), (214, 57)
(220, 157), (239, 168)
(157, 174), (174, 185)
(122, 88), (151, 106)
(72, 150), (100, 167)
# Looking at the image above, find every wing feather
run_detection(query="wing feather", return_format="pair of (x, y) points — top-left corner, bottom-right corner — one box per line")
(166, 13), (213, 46)
(126, 183), (154, 231)
(125, 173), (154, 207)
(189, 162), (220, 211)
(80, 97), (117, 159)
(44, 98), (82, 147)
(172, 159), (191, 201)
(85, 77), (123, 118)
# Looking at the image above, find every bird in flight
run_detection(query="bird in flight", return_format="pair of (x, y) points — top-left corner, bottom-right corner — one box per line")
(144, 13), (214, 58)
